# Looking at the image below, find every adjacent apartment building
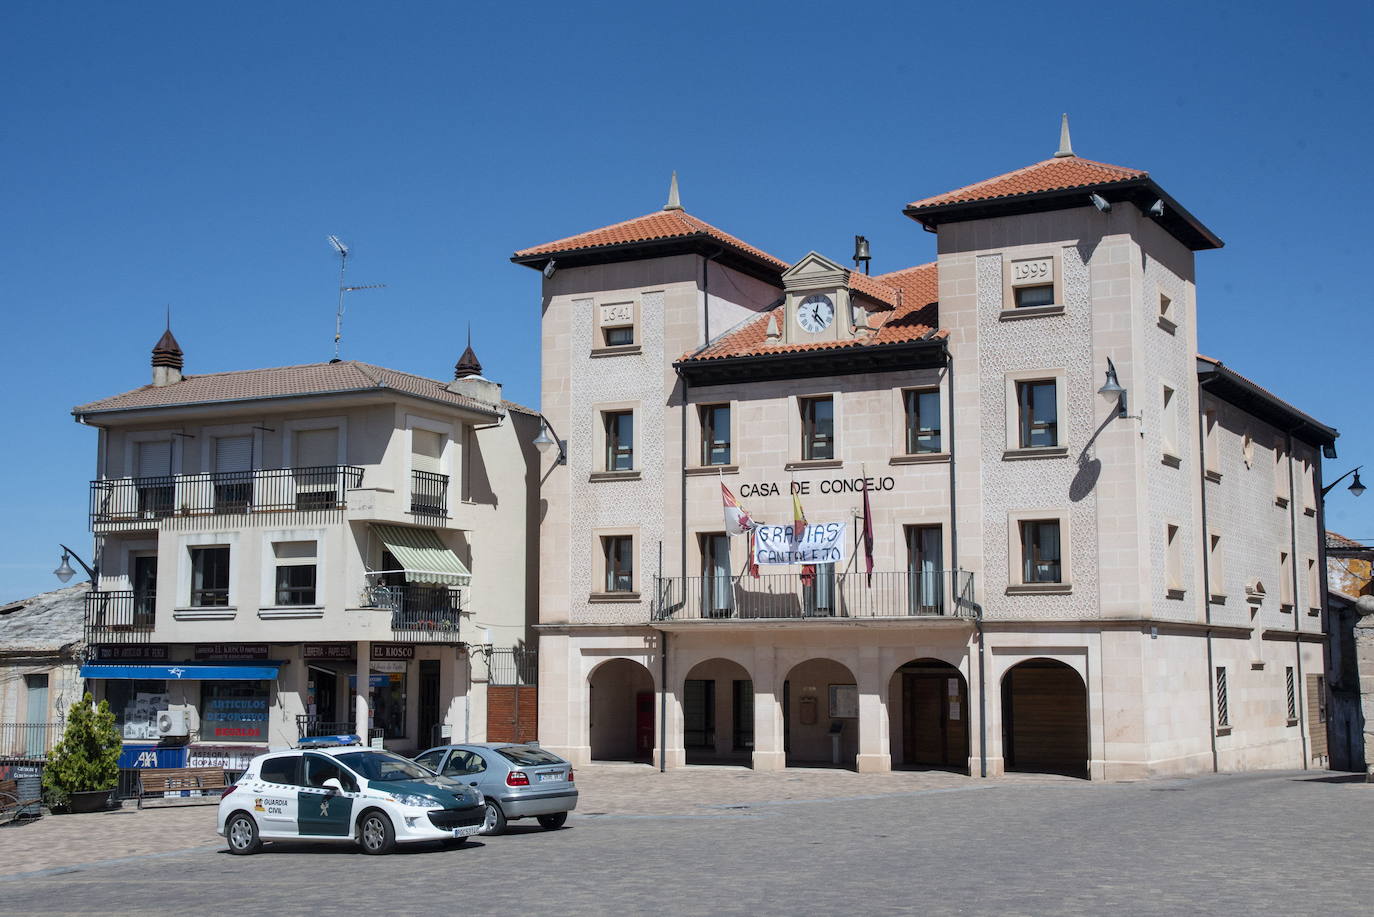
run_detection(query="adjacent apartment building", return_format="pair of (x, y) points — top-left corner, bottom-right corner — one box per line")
(515, 125), (1337, 779)
(72, 335), (540, 766)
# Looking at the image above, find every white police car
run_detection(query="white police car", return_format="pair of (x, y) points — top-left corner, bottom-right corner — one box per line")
(217, 735), (486, 855)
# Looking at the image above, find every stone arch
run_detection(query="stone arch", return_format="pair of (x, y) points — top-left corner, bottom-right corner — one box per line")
(682, 657), (754, 766)
(587, 657), (655, 763)
(887, 657), (970, 772)
(1000, 658), (1088, 778)
(782, 657), (858, 769)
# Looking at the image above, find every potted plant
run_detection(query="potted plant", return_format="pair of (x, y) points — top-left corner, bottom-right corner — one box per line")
(43, 693), (122, 813)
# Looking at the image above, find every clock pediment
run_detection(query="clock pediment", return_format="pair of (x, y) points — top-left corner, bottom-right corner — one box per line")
(781, 251), (848, 293)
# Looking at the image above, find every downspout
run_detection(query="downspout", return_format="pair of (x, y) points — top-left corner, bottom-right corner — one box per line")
(1197, 404), (1219, 772)
(1286, 431), (1309, 769)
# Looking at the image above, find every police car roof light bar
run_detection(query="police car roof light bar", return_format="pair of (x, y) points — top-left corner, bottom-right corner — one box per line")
(296, 734), (363, 748)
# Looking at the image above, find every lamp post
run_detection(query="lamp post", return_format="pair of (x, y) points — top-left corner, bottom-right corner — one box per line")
(532, 415), (567, 465)
(1322, 465), (1365, 500)
(53, 544), (98, 584)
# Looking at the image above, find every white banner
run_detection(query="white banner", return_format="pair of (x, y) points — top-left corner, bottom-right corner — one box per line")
(753, 522), (847, 566)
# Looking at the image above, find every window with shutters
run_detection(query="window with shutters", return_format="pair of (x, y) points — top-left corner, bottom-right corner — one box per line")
(410, 428), (448, 517)
(135, 439), (174, 517)
(293, 428), (340, 510)
(213, 435), (254, 513)
(1285, 667), (1297, 725)
(272, 541), (317, 606)
(1215, 667), (1229, 729)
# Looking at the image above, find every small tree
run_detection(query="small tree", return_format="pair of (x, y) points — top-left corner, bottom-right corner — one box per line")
(43, 693), (122, 807)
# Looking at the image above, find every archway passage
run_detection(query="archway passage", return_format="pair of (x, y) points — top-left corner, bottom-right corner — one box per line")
(1002, 659), (1088, 778)
(783, 658), (858, 769)
(588, 658), (655, 763)
(683, 658), (753, 766)
(889, 659), (969, 773)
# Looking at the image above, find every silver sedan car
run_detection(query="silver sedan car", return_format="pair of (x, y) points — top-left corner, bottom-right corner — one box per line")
(414, 743), (577, 835)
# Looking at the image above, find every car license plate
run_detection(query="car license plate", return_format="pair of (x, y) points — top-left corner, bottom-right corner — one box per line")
(538, 772), (561, 782)
(453, 825), (480, 838)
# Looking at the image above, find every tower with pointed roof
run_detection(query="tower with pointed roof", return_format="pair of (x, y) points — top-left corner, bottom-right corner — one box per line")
(151, 327), (184, 387)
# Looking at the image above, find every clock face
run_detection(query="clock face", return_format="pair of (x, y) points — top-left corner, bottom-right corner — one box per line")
(796, 294), (835, 333)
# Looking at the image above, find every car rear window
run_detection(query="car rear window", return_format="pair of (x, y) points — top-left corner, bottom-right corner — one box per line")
(496, 746), (564, 766)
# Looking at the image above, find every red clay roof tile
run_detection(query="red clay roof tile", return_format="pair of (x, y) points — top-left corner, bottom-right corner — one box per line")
(514, 209), (788, 271)
(906, 156), (1147, 211)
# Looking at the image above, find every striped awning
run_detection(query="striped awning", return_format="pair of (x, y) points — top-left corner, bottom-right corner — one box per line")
(375, 525), (471, 586)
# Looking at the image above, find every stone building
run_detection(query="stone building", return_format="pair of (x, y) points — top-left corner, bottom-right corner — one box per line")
(514, 125), (1337, 779)
(0, 583), (87, 761)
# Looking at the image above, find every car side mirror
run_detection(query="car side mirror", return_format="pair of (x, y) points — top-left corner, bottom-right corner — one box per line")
(322, 778), (344, 794)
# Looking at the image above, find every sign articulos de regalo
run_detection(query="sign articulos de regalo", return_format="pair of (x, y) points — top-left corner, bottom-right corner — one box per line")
(754, 522), (848, 565)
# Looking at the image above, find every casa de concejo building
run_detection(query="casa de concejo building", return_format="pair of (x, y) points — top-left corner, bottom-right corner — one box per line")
(514, 123), (1338, 780)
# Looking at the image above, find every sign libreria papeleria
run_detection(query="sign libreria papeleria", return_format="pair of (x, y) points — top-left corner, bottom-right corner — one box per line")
(736, 476), (896, 499)
(753, 522), (848, 565)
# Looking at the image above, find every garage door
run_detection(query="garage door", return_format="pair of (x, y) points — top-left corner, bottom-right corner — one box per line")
(1004, 661), (1088, 777)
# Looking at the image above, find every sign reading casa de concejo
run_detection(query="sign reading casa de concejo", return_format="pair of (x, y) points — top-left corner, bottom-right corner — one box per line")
(753, 523), (847, 565)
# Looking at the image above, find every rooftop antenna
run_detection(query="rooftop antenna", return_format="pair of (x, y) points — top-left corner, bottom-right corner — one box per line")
(328, 235), (386, 362)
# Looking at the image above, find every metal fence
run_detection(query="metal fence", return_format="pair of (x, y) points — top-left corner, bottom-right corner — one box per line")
(90, 465), (365, 528)
(409, 470), (449, 517)
(488, 648), (538, 686)
(653, 570), (977, 621)
(0, 723), (63, 760)
(366, 583), (463, 639)
(295, 717), (386, 744)
(84, 590), (155, 644)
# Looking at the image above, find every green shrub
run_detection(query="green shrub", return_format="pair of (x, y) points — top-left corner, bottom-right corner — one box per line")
(43, 693), (122, 806)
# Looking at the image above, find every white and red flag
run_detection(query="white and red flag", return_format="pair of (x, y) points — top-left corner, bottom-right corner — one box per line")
(721, 483), (754, 535)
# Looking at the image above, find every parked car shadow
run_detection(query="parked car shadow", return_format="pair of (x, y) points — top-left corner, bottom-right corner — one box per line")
(215, 838), (488, 856)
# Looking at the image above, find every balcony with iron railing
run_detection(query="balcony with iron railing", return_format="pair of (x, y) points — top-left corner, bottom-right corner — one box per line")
(89, 465), (365, 530)
(0, 722), (63, 761)
(409, 470), (449, 518)
(652, 570), (976, 623)
(84, 589), (156, 644)
(364, 580), (464, 640)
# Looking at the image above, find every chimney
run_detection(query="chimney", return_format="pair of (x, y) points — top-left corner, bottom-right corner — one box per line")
(445, 340), (503, 407)
(151, 328), (184, 387)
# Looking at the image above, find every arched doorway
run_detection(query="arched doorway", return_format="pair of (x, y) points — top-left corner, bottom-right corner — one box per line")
(783, 658), (858, 769)
(888, 658), (969, 772)
(683, 658), (753, 766)
(1001, 658), (1088, 778)
(588, 658), (655, 762)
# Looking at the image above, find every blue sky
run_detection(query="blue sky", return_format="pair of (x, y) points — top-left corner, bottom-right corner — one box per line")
(2, 1), (1370, 601)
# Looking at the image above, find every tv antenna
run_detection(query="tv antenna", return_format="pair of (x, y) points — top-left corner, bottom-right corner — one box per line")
(328, 235), (386, 362)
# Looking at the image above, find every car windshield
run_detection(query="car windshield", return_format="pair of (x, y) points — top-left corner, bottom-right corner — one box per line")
(336, 750), (436, 783)
(495, 745), (565, 766)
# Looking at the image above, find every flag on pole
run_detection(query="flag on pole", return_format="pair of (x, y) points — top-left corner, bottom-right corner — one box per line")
(861, 476), (875, 587)
(721, 483), (754, 535)
(745, 528), (760, 578)
(792, 492), (807, 541)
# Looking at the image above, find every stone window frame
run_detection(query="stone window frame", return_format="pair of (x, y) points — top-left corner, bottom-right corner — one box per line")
(590, 297), (642, 357)
(258, 527), (327, 615)
(1207, 529), (1226, 604)
(589, 400), (641, 481)
(999, 251), (1064, 320)
(1164, 521), (1185, 599)
(1003, 368), (1068, 460)
(1160, 384), (1181, 467)
(589, 527), (641, 602)
(1006, 508), (1072, 595)
(689, 401), (736, 472)
(786, 390), (842, 469)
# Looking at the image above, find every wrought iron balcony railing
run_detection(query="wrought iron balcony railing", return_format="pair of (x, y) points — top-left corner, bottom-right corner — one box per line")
(652, 569), (976, 622)
(0, 722), (63, 760)
(409, 470), (449, 517)
(85, 589), (155, 644)
(365, 581), (464, 638)
(89, 465), (365, 528)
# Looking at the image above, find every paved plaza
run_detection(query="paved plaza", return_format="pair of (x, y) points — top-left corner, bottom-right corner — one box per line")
(1, 766), (1372, 915)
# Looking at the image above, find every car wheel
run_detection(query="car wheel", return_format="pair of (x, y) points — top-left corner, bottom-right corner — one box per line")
(537, 812), (568, 830)
(226, 812), (262, 855)
(481, 801), (507, 836)
(358, 810), (396, 855)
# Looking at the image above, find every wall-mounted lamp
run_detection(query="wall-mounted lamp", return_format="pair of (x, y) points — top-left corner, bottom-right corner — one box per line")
(1148, 199), (1165, 217)
(1098, 357), (1128, 418)
(1090, 193), (1112, 213)
(53, 544), (98, 584)
(1322, 465), (1365, 499)
(533, 415), (567, 465)
(542, 260), (557, 280)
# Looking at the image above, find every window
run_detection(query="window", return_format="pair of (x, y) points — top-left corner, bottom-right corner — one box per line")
(413, 749), (443, 772)
(293, 426), (341, 510)
(604, 411), (634, 471)
(260, 755), (301, 785)
(1279, 552), (1293, 610)
(700, 533), (732, 617)
(1285, 667), (1297, 724)
(212, 434), (254, 512)
(1308, 558), (1321, 613)
(1014, 284), (1055, 308)
(1159, 293), (1174, 326)
(274, 541), (318, 606)
(1274, 445), (1289, 504)
(135, 439), (174, 516)
(604, 325), (634, 347)
(1016, 381), (1058, 448)
(201, 681), (270, 741)
(699, 404), (731, 466)
(442, 750), (487, 776)
(1242, 433), (1255, 469)
(800, 396), (834, 460)
(1020, 520), (1062, 584)
(1165, 524), (1183, 595)
(906, 525), (944, 613)
(732, 680), (754, 751)
(1203, 410), (1219, 477)
(132, 554), (158, 620)
(1215, 667), (1229, 728)
(598, 301), (635, 348)
(1161, 386), (1179, 459)
(304, 753), (359, 792)
(104, 679), (168, 735)
(802, 564), (836, 616)
(903, 389), (942, 454)
(1208, 532), (1225, 599)
(190, 546), (230, 607)
(683, 679), (716, 749)
(603, 535), (634, 592)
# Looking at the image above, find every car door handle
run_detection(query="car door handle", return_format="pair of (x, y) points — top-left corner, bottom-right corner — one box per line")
(469, 782), (478, 786)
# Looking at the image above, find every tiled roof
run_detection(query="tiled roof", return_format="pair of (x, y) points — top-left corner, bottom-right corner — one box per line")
(0, 582), (87, 653)
(514, 209), (789, 271)
(682, 262), (942, 363)
(847, 269), (901, 308)
(1328, 531), (1370, 551)
(906, 156), (1147, 211)
(74, 361), (507, 416)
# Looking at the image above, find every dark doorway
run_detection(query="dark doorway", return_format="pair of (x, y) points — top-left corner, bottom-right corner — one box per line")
(684, 679), (716, 749)
(635, 691), (655, 762)
(417, 659), (441, 750)
(132, 555), (158, 621)
(896, 660), (968, 771)
(310, 665), (339, 725)
(1002, 659), (1089, 778)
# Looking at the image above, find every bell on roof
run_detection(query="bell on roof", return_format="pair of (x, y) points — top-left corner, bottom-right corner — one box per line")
(663, 171), (683, 211)
(152, 325), (184, 387)
(1054, 113), (1075, 158)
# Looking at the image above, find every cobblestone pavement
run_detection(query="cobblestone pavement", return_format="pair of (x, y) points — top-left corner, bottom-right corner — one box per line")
(2, 767), (1372, 916)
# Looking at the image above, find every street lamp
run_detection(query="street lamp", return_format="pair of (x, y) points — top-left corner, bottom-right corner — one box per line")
(53, 544), (98, 584)
(1322, 466), (1365, 499)
(1098, 357), (1128, 419)
(532, 416), (567, 465)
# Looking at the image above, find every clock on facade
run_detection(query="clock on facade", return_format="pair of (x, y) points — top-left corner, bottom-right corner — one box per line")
(796, 294), (835, 333)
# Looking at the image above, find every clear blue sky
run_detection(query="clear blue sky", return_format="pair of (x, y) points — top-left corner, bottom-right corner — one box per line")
(2, 1), (1370, 601)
